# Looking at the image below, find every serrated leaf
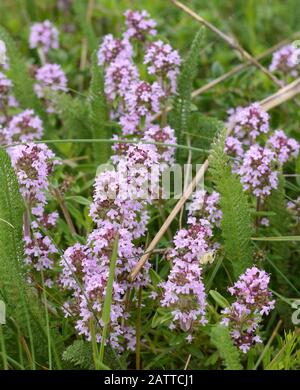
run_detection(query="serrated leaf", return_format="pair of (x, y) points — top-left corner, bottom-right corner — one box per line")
(209, 129), (254, 277)
(211, 325), (242, 370)
(171, 28), (205, 146)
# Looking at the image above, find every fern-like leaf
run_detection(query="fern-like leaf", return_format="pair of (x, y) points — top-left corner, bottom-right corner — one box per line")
(171, 28), (204, 145)
(54, 92), (90, 139)
(63, 340), (94, 369)
(211, 325), (243, 370)
(209, 129), (253, 277)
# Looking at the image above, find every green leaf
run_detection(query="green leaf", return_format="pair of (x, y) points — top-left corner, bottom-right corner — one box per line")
(209, 129), (253, 277)
(151, 309), (173, 328)
(63, 340), (94, 369)
(171, 28), (205, 145)
(211, 325), (243, 370)
(53, 92), (90, 140)
(209, 290), (230, 309)
(65, 195), (91, 206)
(149, 268), (163, 287)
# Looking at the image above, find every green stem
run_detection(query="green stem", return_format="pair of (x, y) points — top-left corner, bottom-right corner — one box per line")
(136, 287), (142, 370)
(6, 138), (209, 154)
(99, 235), (119, 366)
(40, 270), (52, 370)
(0, 325), (8, 370)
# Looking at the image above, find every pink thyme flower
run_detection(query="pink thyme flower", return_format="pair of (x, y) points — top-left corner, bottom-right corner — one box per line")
(104, 58), (139, 101)
(238, 144), (278, 198)
(260, 217), (270, 227)
(221, 266), (275, 353)
(6, 109), (43, 143)
(188, 190), (222, 227)
(34, 64), (67, 112)
(269, 44), (300, 77)
(89, 167), (149, 239)
(124, 10), (157, 41)
(35, 63), (67, 94)
(224, 136), (244, 158)
(118, 113), (141, 136)
(60, 223), (148, 351)
(97, 34), (133, 66)
(161, 255), (207, 332)
(24, 231), (58, 271)
(267, 129), (299, 165)
(124, 80), (165, 118)
(113, 143), (161, 201)
(161, 219), (212, 332)
(227, 103), (270, 143)
(29, 20), (59, 53)
(31, 211), (59, 230)
(9, 143), (59, 215)
(143, 124), (176, 168)
(144, 40), (181, 93)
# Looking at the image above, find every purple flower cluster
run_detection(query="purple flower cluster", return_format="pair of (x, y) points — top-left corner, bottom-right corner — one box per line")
(143, 125), (176, 168)
(160, 219), (212, 337)
(188, 190), (222, 227)
(4, 109), (43, 143)
(7, 142), (60, 277)
(97, 10), (180, 126)
(221, 266), (275, 353)
(34, 63), (67, 112)
(161, 190), (222, 340)
(104, 58), (138, 101)
(60, 10), (179, 350)
(9, 143), (58, 216)
(224, 136), (243, 158)
(228, 103), (270, 143)
(238, 145), (278, 198)
(144, 40), (181, 93)
(269, 44), (300, 77)
(60, 222), (145, 351)
(267, 129), (299, 165)
(29, 20), (59, 53)
(124, 80), (165, 118)
(124, 9), (157, 41)
(25, 231), (58, 271)
(225, 103), (299, 202)
(97, 34), (133, 66)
